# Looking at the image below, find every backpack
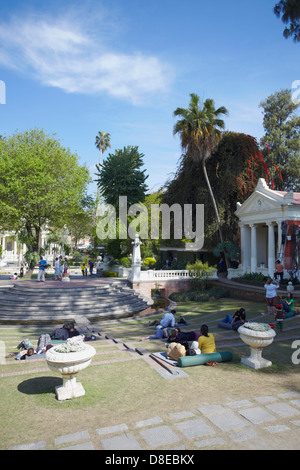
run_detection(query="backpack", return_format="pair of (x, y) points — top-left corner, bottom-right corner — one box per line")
(167, 342), (186, 361)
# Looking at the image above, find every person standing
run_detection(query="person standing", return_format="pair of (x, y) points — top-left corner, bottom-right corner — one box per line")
(274, 260), (284, 283)
(37, 256), (47, 282)
(89, 260), (94, 276)
(264, 278), (279, 315)
(54, 257), (60, 281)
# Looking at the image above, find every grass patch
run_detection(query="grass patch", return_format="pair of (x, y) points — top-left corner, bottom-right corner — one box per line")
(0, 297), (299, 450)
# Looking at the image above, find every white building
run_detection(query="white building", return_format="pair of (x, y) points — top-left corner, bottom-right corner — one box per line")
(0, 229), (61, 266)
(228, 178), (300, 280)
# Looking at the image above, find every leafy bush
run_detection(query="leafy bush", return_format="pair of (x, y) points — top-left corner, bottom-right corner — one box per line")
(119, 257), (131, 268)
(103, 271), (118, 277)
(207, 287), (230, 299)
(238, 272), (268, 282)
(169, 287), (230, 303)
(143, 257), (156, 268)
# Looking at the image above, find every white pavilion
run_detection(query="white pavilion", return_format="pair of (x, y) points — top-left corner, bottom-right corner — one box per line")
(228, 178), (300, 280)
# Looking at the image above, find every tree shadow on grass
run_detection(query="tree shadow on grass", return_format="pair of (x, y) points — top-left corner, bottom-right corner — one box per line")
(18, 376), (62, 395)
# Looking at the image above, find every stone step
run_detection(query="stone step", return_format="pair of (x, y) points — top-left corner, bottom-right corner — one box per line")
(0, 287), (135, 299)
(0, 280), (152, 323)
(0, 301), (148, 317)
(0, 299), (147, 313)
(0, 303), (149, 323)
(0, 292), (143, 305)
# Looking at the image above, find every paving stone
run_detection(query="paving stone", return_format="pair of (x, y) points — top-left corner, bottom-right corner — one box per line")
(100, 433), (142, 450)
(195, 437), (226, 448)
(96, 423), (128, 436)
(60, 441), (95, 450)
(238, 407), (277, 425)
(290, 399), (300, 408)
(291, 420), (300, 427)
(158, 369), (189, 380)
(55, 430), (90, 446)
(255, 396), (278, 404)
(207, 411), (248, 432)
(227, 400), (252, 409)
(136, 416), (163, 428)
(139, 425), (180, 447)
(265, 425), (291, 434)
(10, 440), (46, 450)
(169, 411), (196, 421)
(278, 392), (300, 399)
(266, 402), (300, 418)
(175, 418), (215, 439)
(229, 428), (257, 442)
(198, 405), (225, 416)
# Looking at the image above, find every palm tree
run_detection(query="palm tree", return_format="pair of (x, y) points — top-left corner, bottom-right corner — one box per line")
(95, 131), (111, 167)
(173, 93), (228, 262)
(95, 131), (111, 201)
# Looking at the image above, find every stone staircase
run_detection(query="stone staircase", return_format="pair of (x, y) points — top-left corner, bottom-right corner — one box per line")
(0, 280), (153, 324)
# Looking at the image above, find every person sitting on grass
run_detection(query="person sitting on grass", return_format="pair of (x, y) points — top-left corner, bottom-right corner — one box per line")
(198, 324), (216, 354)
(142, 310), (179, 341)
(167, 327), (200, 345)
(218, 308), (246, 331)
(279, 293), (295, 318)
(16, 339), (36, 360)
(50, 323), (80, 340)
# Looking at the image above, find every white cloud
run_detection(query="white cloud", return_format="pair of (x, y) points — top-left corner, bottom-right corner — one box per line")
(0, 14), (173, 104)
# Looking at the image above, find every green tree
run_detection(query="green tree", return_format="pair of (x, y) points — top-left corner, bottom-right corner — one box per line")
(65, 194), (96, 250)
(163, 132), (274, 251)
(173, 93), (228, 257)
(0, 128), (90, 276)
(274, 0), (300, 42)
(259, 88), (300, 191)
(95, 145), (148, 209)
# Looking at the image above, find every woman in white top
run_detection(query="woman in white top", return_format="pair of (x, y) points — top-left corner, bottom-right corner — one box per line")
(264, 278), (279, 315)
(54, 257), (60, 281)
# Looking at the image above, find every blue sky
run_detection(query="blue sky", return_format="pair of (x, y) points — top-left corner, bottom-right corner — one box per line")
(0, 0), (299, 196)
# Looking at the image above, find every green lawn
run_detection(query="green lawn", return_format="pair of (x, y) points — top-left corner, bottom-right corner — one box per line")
(0, 297), (299, 450)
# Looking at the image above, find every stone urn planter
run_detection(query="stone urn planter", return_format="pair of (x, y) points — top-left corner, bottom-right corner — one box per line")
(238, 322), (276, 370)
(45, 339), (96, 401)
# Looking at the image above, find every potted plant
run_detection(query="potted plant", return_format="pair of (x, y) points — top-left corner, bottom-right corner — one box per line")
(45, 338), (96, 400)
(238, 322), (276, 370)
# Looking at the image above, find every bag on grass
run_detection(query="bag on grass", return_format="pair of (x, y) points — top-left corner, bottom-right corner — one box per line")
(167, 342), (186, 361)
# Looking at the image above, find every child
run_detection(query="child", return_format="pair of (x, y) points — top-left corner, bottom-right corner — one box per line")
(16, 339), (36, 360)
(81, 264), (87, 277)
(275, 304), (284, 331)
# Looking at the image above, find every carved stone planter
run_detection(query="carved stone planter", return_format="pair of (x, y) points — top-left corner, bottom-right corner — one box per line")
(238, 323), (276, 370)
(45, 341), (96, 400)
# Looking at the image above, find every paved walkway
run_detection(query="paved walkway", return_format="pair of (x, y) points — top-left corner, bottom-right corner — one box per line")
(9, 391), (300, 450)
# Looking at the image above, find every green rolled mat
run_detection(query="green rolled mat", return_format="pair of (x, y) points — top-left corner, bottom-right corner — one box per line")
(178, 351), (232, 368)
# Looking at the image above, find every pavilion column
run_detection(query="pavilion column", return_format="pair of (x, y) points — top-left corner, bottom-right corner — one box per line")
(240, 223), (251, 272)
(2, 236), (5, 253)
(276, 220), (284, 261)
(268, 222), (276, 277)
(250, 224), (257, 273)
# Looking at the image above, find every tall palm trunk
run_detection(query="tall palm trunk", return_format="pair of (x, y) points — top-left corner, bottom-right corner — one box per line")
(202, 159), (229, 271)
